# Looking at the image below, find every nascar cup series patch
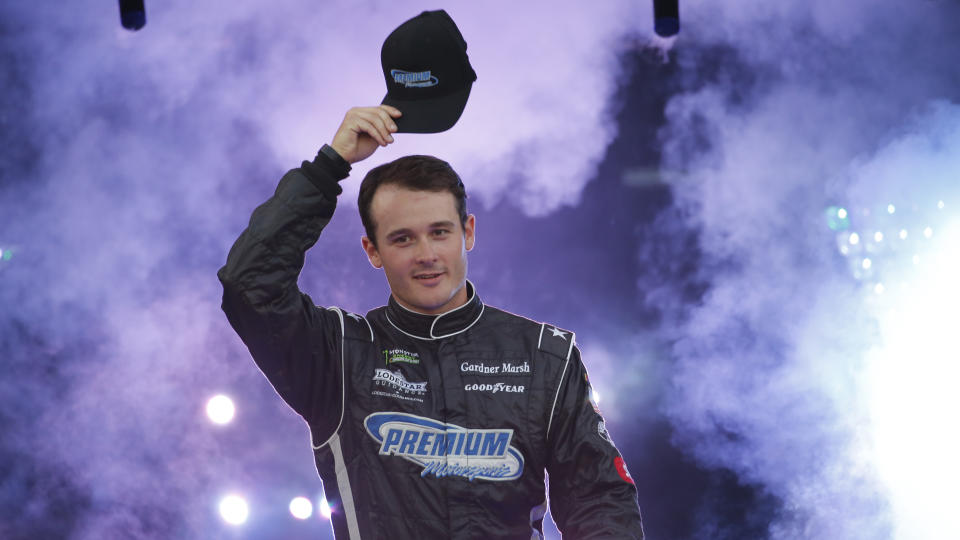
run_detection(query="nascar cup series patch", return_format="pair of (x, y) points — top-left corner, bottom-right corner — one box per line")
(364, 412), (524, 481)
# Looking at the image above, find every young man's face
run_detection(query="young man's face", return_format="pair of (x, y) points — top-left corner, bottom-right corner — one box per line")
(361, 184), (476, 315)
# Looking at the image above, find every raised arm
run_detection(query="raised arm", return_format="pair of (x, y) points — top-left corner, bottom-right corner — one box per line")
(217, 106), (400, 435)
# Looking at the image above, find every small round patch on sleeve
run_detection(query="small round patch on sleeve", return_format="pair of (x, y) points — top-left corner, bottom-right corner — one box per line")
(614, 456), (635, 485)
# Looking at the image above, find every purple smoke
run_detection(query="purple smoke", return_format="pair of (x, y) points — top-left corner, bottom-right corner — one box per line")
(3, 0), (959, 538)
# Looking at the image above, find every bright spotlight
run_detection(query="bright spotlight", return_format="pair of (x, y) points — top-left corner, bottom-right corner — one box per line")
(849, 232), (861, 245)
(206, 394), (235, 425)
(924, 227), (934, 239)
(938, 200), (945, 210)
(887, 204), (896, 214)
(319, 496), (332, 520)
(867, 220), (960, 539)
(838, 207), (848, 219)
(219, 494), (249, 525)
(289, 496), (313, 520)
(862, 258), (872, 270)
(874, 231), (884, 242)
(899, 229), (908, 240)
(874, 283), (885, 294)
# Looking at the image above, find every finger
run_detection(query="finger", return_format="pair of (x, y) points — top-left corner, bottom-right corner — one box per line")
(379, 104), (403, 118)
(358, 110), (395, 142)
(372, 107), (400, 133)
(354, 117), (389, 146)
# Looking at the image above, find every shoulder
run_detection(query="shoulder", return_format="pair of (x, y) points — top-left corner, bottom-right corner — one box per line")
(325, 306), (374, 342)
(481, 305), (576, 360)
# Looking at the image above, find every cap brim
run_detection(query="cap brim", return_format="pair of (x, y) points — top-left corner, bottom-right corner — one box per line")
(382, 83), (472, 134)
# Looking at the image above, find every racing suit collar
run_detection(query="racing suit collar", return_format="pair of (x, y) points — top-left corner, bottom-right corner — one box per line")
(385, 280), (484, 340)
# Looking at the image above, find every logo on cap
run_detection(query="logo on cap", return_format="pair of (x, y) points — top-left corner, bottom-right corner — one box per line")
(391, 69), (439, 88)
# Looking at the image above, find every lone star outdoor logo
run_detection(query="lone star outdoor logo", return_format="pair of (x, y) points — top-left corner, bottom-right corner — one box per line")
(364, 412), (524, 482)
(371, 369), (427, 403)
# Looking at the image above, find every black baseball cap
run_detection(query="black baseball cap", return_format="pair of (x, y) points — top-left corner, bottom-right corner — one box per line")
(381, 10), (477, 134)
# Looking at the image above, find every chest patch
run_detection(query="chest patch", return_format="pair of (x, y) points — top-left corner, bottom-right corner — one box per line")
(371, 368), (427, 403)
(364, 412), (524, 481)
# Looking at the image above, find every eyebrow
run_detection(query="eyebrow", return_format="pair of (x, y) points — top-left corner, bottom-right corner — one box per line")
(385, 221), (457, 240)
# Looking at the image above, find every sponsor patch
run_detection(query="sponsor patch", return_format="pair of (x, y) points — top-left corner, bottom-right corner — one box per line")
(464, 382), (525, 394)
(390, 69), (439, 88)
(383, 348), (420, 365)
(460, 360), (531, 376)
(614, 456), (635, 485)
(597, 420), (613, 445)
(372, 368), (427, 403)
(365, 412), (524, 481)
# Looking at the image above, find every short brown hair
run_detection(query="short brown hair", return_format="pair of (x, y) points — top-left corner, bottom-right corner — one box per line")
(358, 155), (467, 246)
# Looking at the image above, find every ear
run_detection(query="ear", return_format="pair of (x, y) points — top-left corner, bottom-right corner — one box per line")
(463, 214), (476, 252)
(361, 236), (383, 268)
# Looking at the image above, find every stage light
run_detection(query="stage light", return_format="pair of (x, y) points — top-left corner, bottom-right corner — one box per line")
(913, 254), (921, 265)
(653, 0), (680, 37)
(899, 229), (908, 240)
(938, 200), (945, 210)
(924, 227), (934, 239)
(219, 495), (249, 525)
(867, 221), (960, 539)
(206, 394), (235, 425)
(826, 206), (850, 231)
(874, 283), (885, 294)
(319, 496), (332, 520)
(874, 231), (884, 242)
(289, 497), (313, 520)
(887, 204), (896, 214)
(592, 388), (602, 404)
(849, 232), (861, 245)
(118, 0), (146, 31)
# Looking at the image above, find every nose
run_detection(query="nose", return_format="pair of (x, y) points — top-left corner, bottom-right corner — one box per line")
(414, 237), (438, 264)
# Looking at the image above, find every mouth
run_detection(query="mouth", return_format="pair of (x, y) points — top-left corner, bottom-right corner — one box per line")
(413, 271), (444, 282)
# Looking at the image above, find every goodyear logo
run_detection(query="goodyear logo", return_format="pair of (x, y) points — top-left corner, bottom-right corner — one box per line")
(364, 412), (523, 481)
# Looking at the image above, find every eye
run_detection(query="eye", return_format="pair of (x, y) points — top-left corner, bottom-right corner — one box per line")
(432, 229), (451, 237)
(392, 235), (411, 245)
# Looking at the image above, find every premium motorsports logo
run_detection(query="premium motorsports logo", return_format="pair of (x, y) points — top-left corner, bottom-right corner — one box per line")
(390, 69), (439, 88)
(364, 412), (524, 481)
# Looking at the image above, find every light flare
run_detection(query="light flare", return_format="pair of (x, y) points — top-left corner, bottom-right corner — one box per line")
(206, 394), (235, 425)
(289, 496), (312, 520)
(218, 494), (249, 525)
(865, 220), (960, 540)
(319, 496), (332, 520)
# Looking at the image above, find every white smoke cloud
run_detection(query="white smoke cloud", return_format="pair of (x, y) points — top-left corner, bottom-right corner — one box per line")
(654, 1), (960, 538)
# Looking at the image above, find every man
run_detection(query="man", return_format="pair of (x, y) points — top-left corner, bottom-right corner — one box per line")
(218, 105), (644, 538)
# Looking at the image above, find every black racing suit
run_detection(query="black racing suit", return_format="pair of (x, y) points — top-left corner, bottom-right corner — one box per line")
(217, 150), (644, 539)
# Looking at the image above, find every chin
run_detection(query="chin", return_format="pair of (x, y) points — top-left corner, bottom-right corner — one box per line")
(404, 287), (452, 313)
